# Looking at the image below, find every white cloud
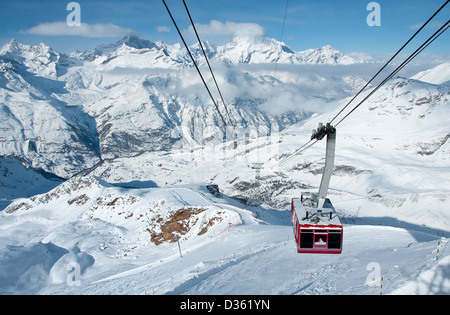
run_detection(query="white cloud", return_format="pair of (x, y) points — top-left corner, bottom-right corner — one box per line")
(185, 20), (266, 38)
(157, 26), (171, 33)
(21, 22), (136, 38)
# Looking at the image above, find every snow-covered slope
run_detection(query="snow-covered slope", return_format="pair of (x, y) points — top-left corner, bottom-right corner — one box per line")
(0, 34), (449, 295)
(411, 62), (450, 86)
(0, 50), (101, 178)
(0, 176), (256, 294)
(1, 175), (448, 295)
(0, 157), (63, 210)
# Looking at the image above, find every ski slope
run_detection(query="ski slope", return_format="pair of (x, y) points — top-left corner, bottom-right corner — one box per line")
(1, 177), (448, 295)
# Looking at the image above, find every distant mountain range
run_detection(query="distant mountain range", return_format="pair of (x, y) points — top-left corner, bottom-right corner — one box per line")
(0, 35), (448, 180)
(71, 34), (373, 66)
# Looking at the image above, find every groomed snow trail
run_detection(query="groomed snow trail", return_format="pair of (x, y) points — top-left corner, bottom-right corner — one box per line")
(38, 223), (448, 295)
(1, 182), (448, 295)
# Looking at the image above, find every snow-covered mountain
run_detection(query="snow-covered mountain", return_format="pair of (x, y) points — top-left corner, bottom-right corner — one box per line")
(74, 35), (369, 67)
(0, 39), (76, 79)
(1, 34), (449, 295)
(210, 36), (369, 65)
(71, 35), (189, 69)
(0, 42), (101, 177)
(0, 35), (371, 176)
(77, 76), (450, 212)
(212, 36), (366, 65)
(215, 36), (300, 64)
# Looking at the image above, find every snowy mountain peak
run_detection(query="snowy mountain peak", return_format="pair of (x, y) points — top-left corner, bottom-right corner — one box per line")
(225, 35), (286, 47)
(67, 34), (364, 67)
(118, 34), (157, 50)
(0, 39), (55, 59)
(216, 35), (297, 64)
(189, 40), (218, 59)
(212, 36), (365, 65)
(295, 44), (361, 65)
(71, 35), (183, 68)
(0, 39), (69, 79)
(0, 38), (21, 55)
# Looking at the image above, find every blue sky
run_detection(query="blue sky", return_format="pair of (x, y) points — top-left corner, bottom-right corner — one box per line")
(0, 0), (448, 58)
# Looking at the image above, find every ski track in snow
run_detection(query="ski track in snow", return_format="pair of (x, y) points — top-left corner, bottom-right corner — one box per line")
(31, 221), (450, 295)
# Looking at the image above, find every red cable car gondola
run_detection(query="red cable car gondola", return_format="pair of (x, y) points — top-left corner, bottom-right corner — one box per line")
(291, 123), (343, 254)
(291, 196), (343, 254)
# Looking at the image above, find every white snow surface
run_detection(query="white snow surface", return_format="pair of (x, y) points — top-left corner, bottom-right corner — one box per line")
(1, 175), (448, 295)
(0, 35), (450, 295)
(2, 88), (450, 294)
(411, 62), (450, 86)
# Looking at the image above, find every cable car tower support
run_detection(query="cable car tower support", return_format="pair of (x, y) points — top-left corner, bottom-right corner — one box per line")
(246, 163), (264, 208)
(300, 123), (337, 220)
(314, 123), (336, 213)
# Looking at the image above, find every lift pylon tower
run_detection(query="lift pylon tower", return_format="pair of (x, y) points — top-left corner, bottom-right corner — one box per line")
(246, 163), (264, 208)
(252, 163), (264, 183)
(310, 123), (336, 213)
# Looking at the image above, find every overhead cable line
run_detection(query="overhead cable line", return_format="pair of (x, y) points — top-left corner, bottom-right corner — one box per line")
(329, 0), (450, 125)
(285, 19), (449, 165)
(162, 0), (252, 168)
(181, 0), (252, 168)
(182, 0), (235, 128)
(388, 21), (450, 84)
(335, 19), (450, 127)
(267, 0), (290, 119)
(279, 139), (318, 167)
(280, 1), (449, 166)
(161, 0), (228, 128)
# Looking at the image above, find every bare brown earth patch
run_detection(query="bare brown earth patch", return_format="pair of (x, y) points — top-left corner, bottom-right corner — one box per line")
(148, 207), (218, 245)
